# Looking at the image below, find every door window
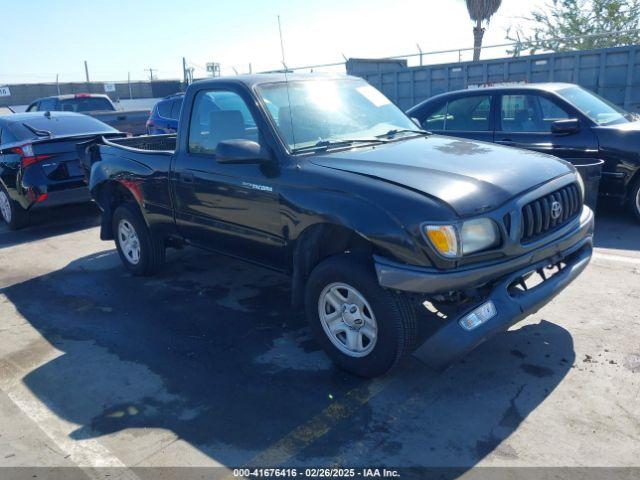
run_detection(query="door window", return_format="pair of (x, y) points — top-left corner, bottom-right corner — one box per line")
(170, 98), (183, 120)
(501, 94), (570, 132)
(422, 103), (447, 130)
(424, 95), (491, 132)
(188, 90), (258, 154)
(157, 100), (172, 118)
(38, 98), (57, 111)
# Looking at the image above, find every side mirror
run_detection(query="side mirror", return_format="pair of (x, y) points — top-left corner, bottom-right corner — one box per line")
(551, 118), (580, 135)
(216, 139), (271, 164)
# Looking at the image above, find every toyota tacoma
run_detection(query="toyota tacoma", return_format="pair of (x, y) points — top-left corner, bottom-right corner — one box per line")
(82, 74), (594, 377)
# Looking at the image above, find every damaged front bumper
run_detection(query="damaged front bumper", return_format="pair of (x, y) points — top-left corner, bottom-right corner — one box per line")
(374, 207), (594, 370)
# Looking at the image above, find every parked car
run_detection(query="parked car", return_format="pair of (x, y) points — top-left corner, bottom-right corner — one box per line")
(83, 74), (593, 378)
(26, 94), (149, 136)
(0, 111), (122, 229)
(407, 83), (640, 220)
(146, 93), (183, 134)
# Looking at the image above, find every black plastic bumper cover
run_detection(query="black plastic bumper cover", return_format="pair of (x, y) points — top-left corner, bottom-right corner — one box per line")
(412, 238), (592, 369)
(373, 208), (594, 370)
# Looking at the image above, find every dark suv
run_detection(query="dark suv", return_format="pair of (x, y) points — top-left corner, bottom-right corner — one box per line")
(407, 83), (640, 220)
(146, 93), (183, 134)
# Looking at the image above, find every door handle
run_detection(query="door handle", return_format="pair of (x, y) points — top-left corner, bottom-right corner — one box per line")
(496, 139), (514, 146)
(180, 172), (194, 184)
(117, 115), (126, 121)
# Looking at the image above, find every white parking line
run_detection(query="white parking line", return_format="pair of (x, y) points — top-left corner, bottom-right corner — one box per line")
(593, 252), (640, 265)
(0, 338), (140, 480)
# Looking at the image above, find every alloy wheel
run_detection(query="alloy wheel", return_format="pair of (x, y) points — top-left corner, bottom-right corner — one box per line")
(318, 282), (378, 357)
(0, 191), (12, 224)
(117, 219), (141, 265)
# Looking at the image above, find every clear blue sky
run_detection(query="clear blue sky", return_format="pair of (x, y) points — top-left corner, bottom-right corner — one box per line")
(0, 0), (540, 84)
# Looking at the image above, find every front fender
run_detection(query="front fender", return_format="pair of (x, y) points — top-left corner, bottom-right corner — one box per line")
(284, 187), (429, 266)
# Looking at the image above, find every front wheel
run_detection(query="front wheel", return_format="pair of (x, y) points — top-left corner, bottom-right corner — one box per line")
(112, 203), (165, 275)
(0, 185), (28, 230)
(305, 254), (417, 378)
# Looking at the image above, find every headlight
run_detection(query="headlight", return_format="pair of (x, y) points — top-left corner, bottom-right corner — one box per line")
(424, 218), (499, 257)
(460, 218), (500, 254)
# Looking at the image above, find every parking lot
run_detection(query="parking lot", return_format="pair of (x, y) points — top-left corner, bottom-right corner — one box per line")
(0, 201), (638, 477)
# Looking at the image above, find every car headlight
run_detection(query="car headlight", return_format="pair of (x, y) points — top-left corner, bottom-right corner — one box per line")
(424, 218), (499, 258)
(460, 218), (500, 254)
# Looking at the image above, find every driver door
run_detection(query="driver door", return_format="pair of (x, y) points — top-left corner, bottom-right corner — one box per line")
(495, 92), (598, 161)
(171, 88), (284, 269)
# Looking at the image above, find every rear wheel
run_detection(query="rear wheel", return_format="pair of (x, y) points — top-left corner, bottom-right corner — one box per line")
(305, 254), (417, 378)
(0, 186), (29, 230)
(112, 203), (165, 275)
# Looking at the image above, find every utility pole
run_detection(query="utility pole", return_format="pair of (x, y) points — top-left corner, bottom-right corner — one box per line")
(84, 61), (90, 82)
(128, 71), (132, 99)
(182, 57), (188, 85)
(56, 74), (60, 95)
(147, 68), (156, 81)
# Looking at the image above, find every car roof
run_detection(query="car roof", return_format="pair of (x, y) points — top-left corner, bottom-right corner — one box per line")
(413, 83), (577, 105)
(192, 72), (361, 89)
(35, 93), (109, 101)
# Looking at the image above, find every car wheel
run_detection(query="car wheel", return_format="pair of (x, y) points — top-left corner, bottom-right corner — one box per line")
(629, 177), (640, 221)
(112, 203), (165, 275)
(305, 253), (417, 378)
(0, 185), (29, 230)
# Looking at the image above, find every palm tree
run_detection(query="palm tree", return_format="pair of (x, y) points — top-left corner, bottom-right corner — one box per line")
(465, 0), (503, 61)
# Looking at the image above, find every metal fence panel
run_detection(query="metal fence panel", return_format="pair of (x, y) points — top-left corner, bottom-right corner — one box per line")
(348, 45), (640, 112)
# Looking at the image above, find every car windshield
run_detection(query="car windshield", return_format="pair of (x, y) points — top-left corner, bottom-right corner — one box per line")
(558, 86), (629, 126)
(256, 78), (419, 152)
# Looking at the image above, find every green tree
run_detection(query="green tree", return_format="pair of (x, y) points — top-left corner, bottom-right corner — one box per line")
(507, 0), (640, 55)
(465, 0), (503, 61)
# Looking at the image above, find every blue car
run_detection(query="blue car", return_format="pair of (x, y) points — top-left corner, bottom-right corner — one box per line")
(146, 93), (183, 134)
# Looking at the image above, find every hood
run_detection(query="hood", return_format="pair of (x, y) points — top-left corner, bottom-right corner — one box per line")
(309, 135), (573, 217)
(594, 120), (640, 132)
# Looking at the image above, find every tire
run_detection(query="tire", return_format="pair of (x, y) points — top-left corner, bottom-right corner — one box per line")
(112, 203), (165, 275)
(305, 253), (417, 378)
(628, 177), (640, 221)
(0, 185), (29, 230)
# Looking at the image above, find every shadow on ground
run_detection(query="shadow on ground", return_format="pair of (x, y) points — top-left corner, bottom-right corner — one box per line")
(593, 198), (640, 251)
(0, 202), (100, 249)
(1, 244), (576, 469)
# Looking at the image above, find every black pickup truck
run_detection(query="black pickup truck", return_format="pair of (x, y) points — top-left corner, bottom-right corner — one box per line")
(83, 74), (594, 377)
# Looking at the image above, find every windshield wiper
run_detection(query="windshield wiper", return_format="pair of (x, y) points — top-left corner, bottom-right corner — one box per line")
(23, 123), (52, 138)
(376, 128), (430, 139)
(292, 138), (389, 154)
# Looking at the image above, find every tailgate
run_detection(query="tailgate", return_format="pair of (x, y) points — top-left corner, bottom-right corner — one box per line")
(91, 111), (149, 136)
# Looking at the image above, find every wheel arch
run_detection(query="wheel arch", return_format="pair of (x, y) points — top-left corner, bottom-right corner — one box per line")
(289, 222), (379, 308)
(93, 180), (144, 240)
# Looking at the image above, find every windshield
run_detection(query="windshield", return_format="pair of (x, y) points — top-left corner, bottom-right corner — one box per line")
(558, 86), (629, 126)
(256, 78), (418, 151)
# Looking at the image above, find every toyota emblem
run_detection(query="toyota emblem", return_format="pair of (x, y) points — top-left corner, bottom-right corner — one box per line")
(550, 201), (563, 220)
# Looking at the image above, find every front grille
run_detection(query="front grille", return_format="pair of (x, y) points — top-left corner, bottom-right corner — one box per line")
(520, 183), (582, 243)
